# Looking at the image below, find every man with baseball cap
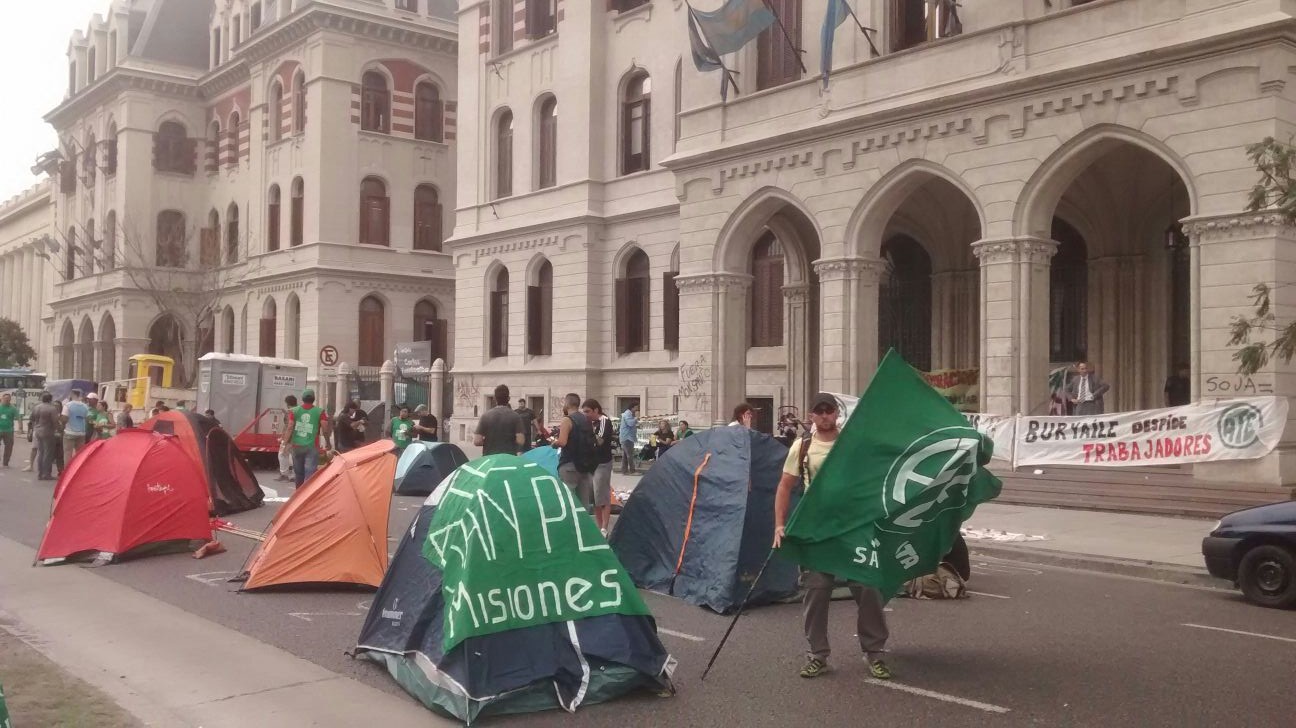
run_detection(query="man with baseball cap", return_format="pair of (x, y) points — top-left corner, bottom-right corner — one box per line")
(773, 392), (891, 681)
(283, 388), (331, 486)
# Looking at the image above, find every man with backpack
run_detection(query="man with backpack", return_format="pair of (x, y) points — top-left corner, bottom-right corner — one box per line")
(553, 392), (598, 510)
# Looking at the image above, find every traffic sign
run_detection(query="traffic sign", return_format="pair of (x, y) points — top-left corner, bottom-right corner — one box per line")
(319, 345), (339, 366)
(320, 366), (338, 382)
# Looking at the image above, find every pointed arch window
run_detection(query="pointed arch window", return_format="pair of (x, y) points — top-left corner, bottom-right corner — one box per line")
(414, 184), (443, 251)
(361, 71), (390, 133)
(259, 298), (277, 357)
(527, 260), (553, 356)
(358, 295), (385, 367)
(269, 82), (284, 142)
(415, 82), (444, 142)
(750, 232), (785, 347)
(207, 120), (221, 173)
(414, 298), (448, 363)
(64, 228), (77, 280)
(293, 71), (307, 133)
(360, 177), (390, 246)
(621, 72), (651, 175)
(285, 294), (301, 360)
(83, 133), (97, 188)
(227, 111), (241, 167)
(495, 110), (513, 199)
(290, 177), (304, 246)
(267, 185), (282, 251)
(156, 210), (187, 268)
(202, 209), (220, 266)
(104, 210), (117, 270)
(154, 121), (194, 174)
(489, 268), (510, 359)
(537, 96), (557, 189)
(226, 202), (240, 263)
(106, 122), (118, 176)
(615, 249), (650, 354)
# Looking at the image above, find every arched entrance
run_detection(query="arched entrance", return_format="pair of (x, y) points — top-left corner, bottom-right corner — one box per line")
(1035, 143), (1192, 411)
(716, 191), (822, 431)
(99, 314), (117, 382)
(59, 321), (75, 379)
(77, 318), (95, 382)
(148, 314), (186, 385)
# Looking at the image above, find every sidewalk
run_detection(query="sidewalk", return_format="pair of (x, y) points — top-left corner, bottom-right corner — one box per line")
(0, 534), (449, 728)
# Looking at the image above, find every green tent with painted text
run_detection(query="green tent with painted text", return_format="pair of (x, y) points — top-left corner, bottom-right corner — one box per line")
(778, 350), (1002, 596)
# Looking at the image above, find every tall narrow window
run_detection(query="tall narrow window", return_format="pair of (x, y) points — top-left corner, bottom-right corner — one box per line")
(222, 307), (235, 354)
(750, 232), (785, 347)
(495, 110), (513, 199)
(227, 111), (242, 167)
(664, 263), (680, 351)
(413, 185), (443, 252)
(202, 210), (220, 266)
(207, 120), (221, 173)
(537, 96), (557, 189)
(673, 60), (682, 150)
(83, 133), (96, 189)
(414, 299), (448, 363)
(359, 177), (390, 246)
(226, 202), (240, 263)
(154, 121), (194, 174)
(621, 72), (651, 175)
(267, 185), (281, 252)
(489, 268), (510, 358)
(293, 71), (307, 133)
(285, 294), (301, 360)
(259, 297), (277, 357)
(525, 0), (556, 38)
(65, 228), (77, 280)
(494, 0), (514, 54)
(251, 2), (263, 30)
(415, 82), (444, 142)
(105, 122), (118, 176)
(269, 82), (284, 142)
(358, 295), (385, 367)
(85, 219), (95, 275)
(87, 47), (97, 84)
(361, 71), (390, 133)
(69, 61), (77, 95)
(233, 16), (241, 46)
(108, 31), (117, 67)
(104, 210), (117, 270)
(878, 234), (932, 371)
(527, 259), (553, 356)
(1049, 218), (1088, 363)
(156, 210), (187, 268)
(290, 177), (304, 246)
(757, 0), (801, 90)
(615, 249), (650, 354)
(212, 28), (221, 68)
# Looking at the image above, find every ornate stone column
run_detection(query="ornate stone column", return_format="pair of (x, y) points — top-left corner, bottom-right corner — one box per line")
(1184, 212), (1296, 488)
(674, 272), (752, 426)
(973, 237), (1056, 416)
(782, 284), (811, 411)
(814, 257), (883, 396)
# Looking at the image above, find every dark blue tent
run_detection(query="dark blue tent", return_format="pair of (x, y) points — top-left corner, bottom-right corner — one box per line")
(609, 426), (800, 613)
(355, 484), (674, 722)
(393, 441), (468, 496)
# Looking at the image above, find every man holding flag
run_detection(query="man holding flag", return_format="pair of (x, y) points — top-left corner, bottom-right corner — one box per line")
(773, 351), (1003, 680)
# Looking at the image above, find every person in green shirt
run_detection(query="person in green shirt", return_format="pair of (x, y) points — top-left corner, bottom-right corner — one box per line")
(92, 401), (115, 440)
(675, 420), (695, 441)
(283, 389), (331, 486)
(0, 393), (18, 468)
(389, 406), (414, 452)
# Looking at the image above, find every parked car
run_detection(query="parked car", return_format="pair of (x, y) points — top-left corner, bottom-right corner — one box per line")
(1202, 501), (1296, 608)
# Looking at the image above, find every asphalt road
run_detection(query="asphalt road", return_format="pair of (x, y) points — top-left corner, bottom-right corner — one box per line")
(2, 451), (1295, 726)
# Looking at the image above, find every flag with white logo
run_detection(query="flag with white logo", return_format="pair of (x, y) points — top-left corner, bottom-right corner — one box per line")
(778, 350), (1002, 596)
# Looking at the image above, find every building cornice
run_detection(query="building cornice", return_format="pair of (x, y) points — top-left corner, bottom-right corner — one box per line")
(45, 67), (203, 127)
(1182, 211), (1296, 243)
(0, 181), (53, 223)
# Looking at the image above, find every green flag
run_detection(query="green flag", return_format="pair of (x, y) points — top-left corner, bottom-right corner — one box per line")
(423, 455), (653, 652)
(779, 350), (1002, 596)
(0, 680), (10, 728)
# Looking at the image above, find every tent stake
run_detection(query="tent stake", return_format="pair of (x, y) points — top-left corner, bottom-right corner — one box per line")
(700, 549), (774, 681)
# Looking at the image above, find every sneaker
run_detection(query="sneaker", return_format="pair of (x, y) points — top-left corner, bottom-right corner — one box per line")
(799, 657), (830, 678)
(21, 464), (32, 472)
(868, 659), (892, 680)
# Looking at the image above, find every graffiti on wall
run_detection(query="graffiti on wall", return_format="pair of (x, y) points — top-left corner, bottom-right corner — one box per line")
(454, 375), (480, 409)
(678, 355), (711, 412)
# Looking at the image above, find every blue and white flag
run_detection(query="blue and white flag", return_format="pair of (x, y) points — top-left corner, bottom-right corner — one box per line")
(690, 0), (775, 55)
(821, 0), (850, 88)
(688, 8), (724, 73)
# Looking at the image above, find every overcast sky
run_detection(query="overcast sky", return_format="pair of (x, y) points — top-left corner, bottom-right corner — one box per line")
(0, 2), (108, 204)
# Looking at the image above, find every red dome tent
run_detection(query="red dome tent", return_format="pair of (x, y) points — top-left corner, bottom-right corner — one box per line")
(37, 430), (213, 565)
(138, 410), (264, 515)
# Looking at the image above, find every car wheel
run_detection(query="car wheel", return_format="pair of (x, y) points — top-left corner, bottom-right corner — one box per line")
(1238, 544), (1296, 609)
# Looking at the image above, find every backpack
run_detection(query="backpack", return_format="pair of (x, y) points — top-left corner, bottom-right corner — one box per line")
(903, 562), (968, 600)
(566, 413), (599, 474)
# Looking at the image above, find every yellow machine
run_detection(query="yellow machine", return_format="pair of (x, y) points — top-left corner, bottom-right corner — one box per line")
(101, 355), (195, 411)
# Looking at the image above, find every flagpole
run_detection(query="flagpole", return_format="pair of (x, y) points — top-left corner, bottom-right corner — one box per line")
(839, 1), (881, 58)
(700, 548), (775, 681)
(760, 0), (807, 74)
(687, 4), (740, 99)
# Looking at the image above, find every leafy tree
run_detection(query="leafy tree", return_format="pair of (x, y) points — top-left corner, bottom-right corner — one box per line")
(1229, 138), (1296, 374)
(0, 318), (36, 368)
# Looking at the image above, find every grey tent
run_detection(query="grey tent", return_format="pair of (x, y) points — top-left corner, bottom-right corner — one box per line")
(393, 441), (468, 496)
(354, 478), (674, 722)
(609, 426), (801, 613)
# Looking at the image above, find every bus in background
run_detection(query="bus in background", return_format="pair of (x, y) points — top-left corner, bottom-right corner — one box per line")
(0, 368), (47, 429)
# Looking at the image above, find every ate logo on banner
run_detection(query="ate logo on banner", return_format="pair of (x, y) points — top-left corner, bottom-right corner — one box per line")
(878, 426), (981, 536)
(1218, 403), (1263, 449)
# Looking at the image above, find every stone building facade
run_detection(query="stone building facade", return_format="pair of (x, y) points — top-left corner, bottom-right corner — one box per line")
(0, 183), (55, 366)
(44, 0), (458, 393)
(450, 0), (1296, 487)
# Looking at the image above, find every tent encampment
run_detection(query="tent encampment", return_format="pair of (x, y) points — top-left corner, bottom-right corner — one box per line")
(355, 455), (674, 722)
(37, 430), (212, 565)
(138, 410), (264, 515)
(393, 441), (468, 496)
(237, 439), (396, 590)
(609, 425), (801, 613)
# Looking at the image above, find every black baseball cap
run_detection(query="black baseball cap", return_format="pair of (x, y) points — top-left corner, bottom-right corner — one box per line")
(810, 392), (838, 413)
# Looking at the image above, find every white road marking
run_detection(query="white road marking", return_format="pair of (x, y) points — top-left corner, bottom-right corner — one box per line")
(967, 590), (1011, 599)
(288, 612), (363, 623)
(1182, 623), (1296, 644)
(657, 628), (705, 642)
(865, 679), (1011, 714)
(185, 571), (237, 585)
(974, 562), (1043, 576)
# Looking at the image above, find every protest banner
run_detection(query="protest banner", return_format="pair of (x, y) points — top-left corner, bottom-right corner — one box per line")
(780, 351), (1002, 597)
(921, 368), (979, 412)
(1012, 397), (1289, 467)
(423, 456), (652, 651)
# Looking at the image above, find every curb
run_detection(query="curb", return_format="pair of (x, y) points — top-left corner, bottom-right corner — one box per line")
(969, 543), (1229, 590)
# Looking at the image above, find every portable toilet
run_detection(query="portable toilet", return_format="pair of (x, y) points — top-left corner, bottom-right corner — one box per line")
(197, 354), (261, 432)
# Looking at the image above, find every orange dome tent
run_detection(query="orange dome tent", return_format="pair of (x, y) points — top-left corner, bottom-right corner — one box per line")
(237, 440), (397, 590)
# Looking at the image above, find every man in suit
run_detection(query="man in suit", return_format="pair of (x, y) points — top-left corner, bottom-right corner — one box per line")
(1067, 361), (1110, 415)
